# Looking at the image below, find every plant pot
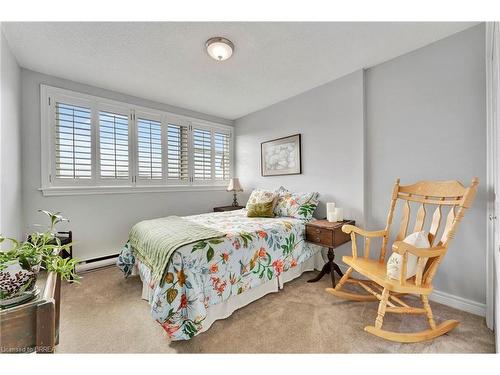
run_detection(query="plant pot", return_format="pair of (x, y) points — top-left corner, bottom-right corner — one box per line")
(0, 260), (38, 307)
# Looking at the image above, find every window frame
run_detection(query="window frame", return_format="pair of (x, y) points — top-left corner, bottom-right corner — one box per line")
(45, 91), (96, 187)
(40, 85), (233, 196)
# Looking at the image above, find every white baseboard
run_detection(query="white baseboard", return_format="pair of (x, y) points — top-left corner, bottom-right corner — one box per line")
(75, 256), (117, 273)
(336, 263), (486, 317)
(429, 289), (486, 317)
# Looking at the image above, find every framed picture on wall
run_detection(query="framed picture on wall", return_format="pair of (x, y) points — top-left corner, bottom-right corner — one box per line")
(261, 134), (302, 176)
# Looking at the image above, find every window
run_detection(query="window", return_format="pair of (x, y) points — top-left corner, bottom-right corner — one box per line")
(98, 110), (130, 181)
(192, 127), (212, 182)
(54, 102), (92, 180)
(41, 85), (233, 195)
(214, 131), (231, 181)
(137, 116), (163, 181)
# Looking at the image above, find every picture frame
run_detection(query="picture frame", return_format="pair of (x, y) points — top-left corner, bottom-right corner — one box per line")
(261, 134), (302, 176)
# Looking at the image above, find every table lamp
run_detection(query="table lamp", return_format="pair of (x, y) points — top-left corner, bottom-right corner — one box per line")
(227, 178), (243, 207)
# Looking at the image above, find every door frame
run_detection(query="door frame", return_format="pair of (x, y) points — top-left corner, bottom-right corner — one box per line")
(486, 22), (498, 348)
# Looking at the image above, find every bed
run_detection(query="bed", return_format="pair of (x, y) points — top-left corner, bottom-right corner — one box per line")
(117, 208), (322, 341)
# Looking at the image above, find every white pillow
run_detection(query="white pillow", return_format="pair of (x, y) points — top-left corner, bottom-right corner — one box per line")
(387, 231), (429, 280)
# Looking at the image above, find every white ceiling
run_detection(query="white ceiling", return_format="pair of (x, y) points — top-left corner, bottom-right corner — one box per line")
(3, 22), (478, 120)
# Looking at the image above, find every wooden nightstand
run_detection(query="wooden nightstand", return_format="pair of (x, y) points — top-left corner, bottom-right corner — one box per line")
(213, 205), (245, 212)
(0, 271), (61, 353)
(305, 219), (355, 287)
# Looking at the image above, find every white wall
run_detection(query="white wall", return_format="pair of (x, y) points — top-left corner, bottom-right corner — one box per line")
(21, 69), (234, 261)
(0, 29), (22, 240)
(365, 24), (486, 305)
(236, 70), (365, 261)
(235, 24), (487, 309)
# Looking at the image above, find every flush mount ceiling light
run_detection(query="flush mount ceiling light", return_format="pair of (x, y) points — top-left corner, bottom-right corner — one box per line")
(206, 37), (234, 61)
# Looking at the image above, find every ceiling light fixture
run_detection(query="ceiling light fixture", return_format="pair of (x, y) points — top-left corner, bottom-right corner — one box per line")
(206, 37), (234, 61)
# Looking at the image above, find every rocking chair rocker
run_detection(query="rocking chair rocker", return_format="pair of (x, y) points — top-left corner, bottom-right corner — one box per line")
(327, 178), (479, 343)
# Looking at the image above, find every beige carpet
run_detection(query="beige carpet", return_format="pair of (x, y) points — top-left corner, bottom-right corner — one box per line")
(56, 266), (495, 353)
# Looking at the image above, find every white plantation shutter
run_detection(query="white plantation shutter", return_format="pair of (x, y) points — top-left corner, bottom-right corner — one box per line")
(54, 102), (92, 180)
(167, 123), (189, 182)
(192, 127), (212, 182)
(42, 86), (234, 193)
(214, 131), (231, 181)
(137, 117), (163, 181)
(99, 110), (129, 180)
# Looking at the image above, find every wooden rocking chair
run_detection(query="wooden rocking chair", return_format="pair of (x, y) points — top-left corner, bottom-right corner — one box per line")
(326, 178), (479, 343)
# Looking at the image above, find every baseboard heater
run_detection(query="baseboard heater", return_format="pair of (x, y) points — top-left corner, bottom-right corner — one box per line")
(75, 254), (118, 273)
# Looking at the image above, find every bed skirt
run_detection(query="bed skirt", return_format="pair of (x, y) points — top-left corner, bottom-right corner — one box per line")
(136, 250), (325, 336)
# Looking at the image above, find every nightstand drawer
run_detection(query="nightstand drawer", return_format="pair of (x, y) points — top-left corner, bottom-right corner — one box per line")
(305, 226), (334, 247)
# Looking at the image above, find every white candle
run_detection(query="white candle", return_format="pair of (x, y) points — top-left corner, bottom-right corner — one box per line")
(327, 211), (336, 222)
(327, 203), (336, 222)
(335, 207), (344, 221)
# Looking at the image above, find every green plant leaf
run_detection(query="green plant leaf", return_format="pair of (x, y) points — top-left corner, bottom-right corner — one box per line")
(208, 238), (224, 245)
(298, 203), (316, 217)
(206, 247), (214, 262)
(267, 268), (273, 280)
(240, 232), (254, 248)
(1, 210), (79, 283)
(191, 241), (207, 252)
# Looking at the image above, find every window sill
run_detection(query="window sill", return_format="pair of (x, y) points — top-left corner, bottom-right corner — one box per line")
(39, 185), (228, 196)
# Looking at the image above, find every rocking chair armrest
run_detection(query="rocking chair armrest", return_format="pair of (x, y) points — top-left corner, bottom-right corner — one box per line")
(392, 241), (447, 258)
(341, 224), (387, 238)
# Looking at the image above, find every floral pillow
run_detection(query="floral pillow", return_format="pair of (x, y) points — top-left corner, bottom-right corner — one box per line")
(245, 189), (278, 211)
(274, 186), (319, 221)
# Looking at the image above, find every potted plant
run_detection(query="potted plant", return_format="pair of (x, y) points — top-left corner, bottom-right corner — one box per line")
(0, 210), (79, 307)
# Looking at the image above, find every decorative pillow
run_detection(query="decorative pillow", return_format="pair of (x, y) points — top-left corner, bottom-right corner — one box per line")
(245, 189), (277, 210)
(274, 186), (319, 221)
(387, 231), (430, 280)
(247, 201), (275, 218)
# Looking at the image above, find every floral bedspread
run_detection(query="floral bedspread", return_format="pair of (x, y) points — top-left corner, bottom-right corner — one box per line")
(117, 209), (319, 341)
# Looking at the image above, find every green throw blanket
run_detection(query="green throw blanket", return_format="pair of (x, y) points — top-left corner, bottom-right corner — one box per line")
(129, 216), (225, 285)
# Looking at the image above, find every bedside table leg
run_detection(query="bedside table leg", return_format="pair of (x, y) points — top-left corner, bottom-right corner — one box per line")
(307, 262), (330, 283)
(327, 248), (336, 288)
(307, 247), (344, 287)
(332, 262), (344, 278)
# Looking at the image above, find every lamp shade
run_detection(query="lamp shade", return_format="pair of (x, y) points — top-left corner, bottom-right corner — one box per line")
(227, 178), (243, 192)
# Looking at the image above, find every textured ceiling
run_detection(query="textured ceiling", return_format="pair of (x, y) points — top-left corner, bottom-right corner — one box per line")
(3, 22), (477, 120)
